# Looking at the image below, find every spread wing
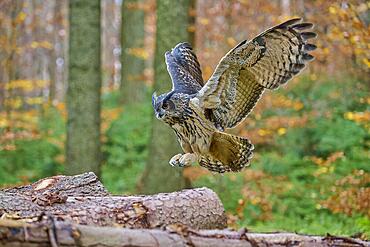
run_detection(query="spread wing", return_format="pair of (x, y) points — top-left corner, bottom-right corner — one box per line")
(195, 18), (317, 130)
(165, 42), (204, 95)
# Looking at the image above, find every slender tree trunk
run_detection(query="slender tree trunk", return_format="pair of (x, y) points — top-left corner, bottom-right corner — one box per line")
(101, 0), (121, 90)
(66, 0), (102, 176)
(55, 0), (68, 102)
(120, 0), (147, 105)
(281, 0), (290, 17)
(140, 0), (193, 194)
(48, 0), (61, 105)
(4, 1), (22, 129)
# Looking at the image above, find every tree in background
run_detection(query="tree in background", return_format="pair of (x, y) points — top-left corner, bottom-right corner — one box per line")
(66, 0), (102, 176)
(140, 0), (193, 194)
(101, 0), (121, 90)
(1, 1), (22, 119)
(48, 0), (68, 104)
(120, 0), (147, 105)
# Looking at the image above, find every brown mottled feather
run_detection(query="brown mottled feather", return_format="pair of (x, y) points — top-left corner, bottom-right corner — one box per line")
(200, 132), (254, 172)
(197, 18), (317, 130)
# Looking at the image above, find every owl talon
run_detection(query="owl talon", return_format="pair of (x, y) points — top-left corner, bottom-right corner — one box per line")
(178, 153), (198, 167)
(169, 153), (197, 167)
(169, 154), (182, 167)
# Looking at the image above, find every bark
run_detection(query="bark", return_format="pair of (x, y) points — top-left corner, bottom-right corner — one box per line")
(0, 220), (368, 247)
(66, 0), (102, 176)
(2, 172), (109, 197)
(0, 173), (226, 230)
(140, 0), (193, 194)
(120, 0), (147, 105)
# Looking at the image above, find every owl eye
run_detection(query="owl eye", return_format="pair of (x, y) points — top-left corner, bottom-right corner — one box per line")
(162, 102), (169, 109)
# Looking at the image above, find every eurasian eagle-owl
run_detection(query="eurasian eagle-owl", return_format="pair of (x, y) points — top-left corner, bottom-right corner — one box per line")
(152, 18), (317, 173)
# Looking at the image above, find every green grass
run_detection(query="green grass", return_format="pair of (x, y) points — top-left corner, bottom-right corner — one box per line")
(101, 103), (151, 194)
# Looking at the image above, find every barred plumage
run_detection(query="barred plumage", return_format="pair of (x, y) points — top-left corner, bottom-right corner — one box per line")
(152, 18), (317, 173)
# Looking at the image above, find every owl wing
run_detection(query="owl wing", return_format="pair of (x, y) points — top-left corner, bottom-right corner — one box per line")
(195, 18), (317, 130)
(165, 42), (204, 95)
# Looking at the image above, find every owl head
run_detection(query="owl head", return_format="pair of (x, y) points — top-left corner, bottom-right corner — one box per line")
(152, 91), (190, 123)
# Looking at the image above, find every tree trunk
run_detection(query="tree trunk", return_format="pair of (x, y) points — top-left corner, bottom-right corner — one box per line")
(47, 0), (62, 105)
(281, 0), (290, 17)
(0, 173), (227, 230)
(2, 172), (109, 197)
(0, 220), (368, 247)
(140, 0), (193, 194)
(120, 0), (147, 105)
(55, 0), (69, 103)
(3, 1), (22, 128)
(66, 0), (102, 176)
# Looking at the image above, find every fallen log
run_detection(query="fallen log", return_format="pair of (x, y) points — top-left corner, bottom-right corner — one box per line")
(0, 219), (368, 247)
(2, 172), (109, 197)
(0, 173), (226, 230)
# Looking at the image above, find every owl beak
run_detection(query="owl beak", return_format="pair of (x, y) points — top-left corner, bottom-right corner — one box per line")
(155, 109), (166, 119)
(156, 111), (165, 119)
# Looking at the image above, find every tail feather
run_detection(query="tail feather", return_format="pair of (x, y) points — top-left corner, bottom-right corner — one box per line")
(199, 132), (254, 173)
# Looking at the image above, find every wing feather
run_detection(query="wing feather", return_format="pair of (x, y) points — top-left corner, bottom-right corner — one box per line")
(196, 18), (317, 129)
(171, 42), (204, 85)
(165, 42), (204, 94)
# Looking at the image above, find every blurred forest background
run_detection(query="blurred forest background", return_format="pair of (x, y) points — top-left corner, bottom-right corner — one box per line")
(0, 0), (369, 238)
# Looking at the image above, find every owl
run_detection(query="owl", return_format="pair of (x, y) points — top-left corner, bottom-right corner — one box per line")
(152, 18), (317, 173)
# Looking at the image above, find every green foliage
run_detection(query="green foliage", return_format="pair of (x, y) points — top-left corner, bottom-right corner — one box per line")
(39, 106), (66, 138)
(251, 212), (366, 236)
(0, 107), (65, 185)
(0, 138), (62, 184)
(101, 103), (151, 194)
(312, 118), (366, 156)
